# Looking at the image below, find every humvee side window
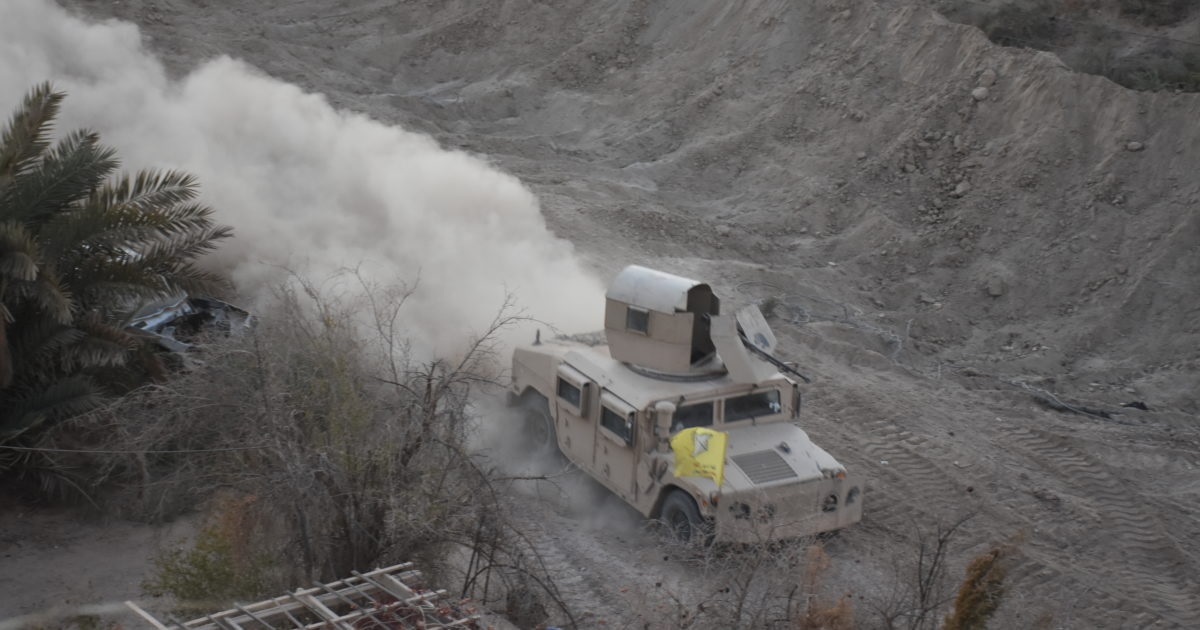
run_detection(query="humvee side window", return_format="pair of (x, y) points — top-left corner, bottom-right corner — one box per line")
(557, 377), (582, 407)
(625, 306), (649, 334)
(672, 401), (714, 433)
(600, 406), (634, 445)
(725, 389), (782, 422)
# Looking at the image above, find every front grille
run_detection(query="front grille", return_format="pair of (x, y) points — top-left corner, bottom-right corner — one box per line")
(731, 449), (798, 485)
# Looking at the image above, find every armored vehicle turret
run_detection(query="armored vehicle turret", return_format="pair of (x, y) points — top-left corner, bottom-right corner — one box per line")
(509, 265), (862, 542)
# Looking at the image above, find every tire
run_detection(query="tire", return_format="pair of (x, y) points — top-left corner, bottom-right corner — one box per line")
(660, 489), (710, 544)
(519, 394), (558, 458)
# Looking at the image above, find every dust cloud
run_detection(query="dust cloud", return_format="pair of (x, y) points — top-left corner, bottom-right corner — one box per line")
(0, 0), (604, 357)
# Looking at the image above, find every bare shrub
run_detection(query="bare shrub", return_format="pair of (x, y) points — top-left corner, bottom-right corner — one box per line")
(793, 545), (856, 630)
(865, 514), (974, 630)
(80, 270), (573, 623)
(627, 538), (855, 630)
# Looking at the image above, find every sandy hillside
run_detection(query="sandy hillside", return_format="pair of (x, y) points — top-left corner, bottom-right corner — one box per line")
(11, 0), (1200, 628)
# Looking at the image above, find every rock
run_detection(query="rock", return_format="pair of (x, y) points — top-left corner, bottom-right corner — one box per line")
(903, 163), (916, 173)
(1125, 141), (1144, 152)
(904, 264), (917, 275)
(715, 224), (732, 237)
(1115, 264), (1128, 275)
(950, 181), (971, 197)
(919, 292), (937, 304)
(1032, 487), (1061, 505)
(856, 151), (867, 160)
(971, 87), (989, 101)
(986, 277), (1005, 297)
(979, 68), (997, 87)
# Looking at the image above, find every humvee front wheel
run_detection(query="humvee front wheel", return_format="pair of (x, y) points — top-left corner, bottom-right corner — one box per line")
(520, 394), (557, 457)
(660, 489), (710, 543)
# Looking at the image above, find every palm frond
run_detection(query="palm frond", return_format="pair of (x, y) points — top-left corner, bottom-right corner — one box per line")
(36, 203), (143, 263)
(0, 317), (12, 389)
(62, 312), (136, 371)
(8, 316), (85, 377)
(156, 263), (232, 298)
(7, 267), (73, 325)
(41, 200), (218, 265)
(96, 169), (200, 213)
(0, 221), (41, 282)
(0, 375), (99, 442)
(72, 223), (233, 304)
(0, 82), (63, 182)
(134, 223), (235, 270)
(63, 272), (169, 314)
(0, 250), (38, 283)
(42, 170), (206, 260)
(1, 130), (119, 224)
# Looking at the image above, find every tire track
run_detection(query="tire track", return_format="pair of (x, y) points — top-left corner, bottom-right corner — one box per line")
(857, 419), (976, 531)
(504, 484), (673, 629)
(998, 426), (1200, 628)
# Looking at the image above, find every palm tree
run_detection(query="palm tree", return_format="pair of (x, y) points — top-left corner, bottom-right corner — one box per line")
(0, 83), (233, 487)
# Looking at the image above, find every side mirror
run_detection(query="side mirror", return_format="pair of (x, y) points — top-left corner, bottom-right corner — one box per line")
(655, 401), (676, 439)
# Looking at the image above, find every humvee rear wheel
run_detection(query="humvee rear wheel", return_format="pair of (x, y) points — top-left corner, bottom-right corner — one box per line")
(660, 490), (708, 543)
(520, 395), (557, 457)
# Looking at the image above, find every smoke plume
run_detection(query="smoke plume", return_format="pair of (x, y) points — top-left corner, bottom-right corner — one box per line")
(0, 0), (604, 356)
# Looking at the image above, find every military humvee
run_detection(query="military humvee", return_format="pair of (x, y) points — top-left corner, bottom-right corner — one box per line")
(509, 265), (862, 542)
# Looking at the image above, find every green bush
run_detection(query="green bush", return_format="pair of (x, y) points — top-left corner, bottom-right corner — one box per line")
(144, 497), (273, 612)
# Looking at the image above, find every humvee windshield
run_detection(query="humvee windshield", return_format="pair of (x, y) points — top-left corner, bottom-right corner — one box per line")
(672, 401), (714, 432)
(668, 388), (783, 432)
(725, 389), (782, 422)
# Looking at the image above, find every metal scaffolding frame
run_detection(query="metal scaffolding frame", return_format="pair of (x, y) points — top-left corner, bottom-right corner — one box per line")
(126, 563), (480, 629)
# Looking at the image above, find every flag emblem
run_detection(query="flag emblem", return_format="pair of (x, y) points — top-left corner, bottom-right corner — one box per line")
(671, 427), (727, 488)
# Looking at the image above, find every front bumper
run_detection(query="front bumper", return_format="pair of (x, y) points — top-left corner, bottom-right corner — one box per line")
(711, 475), (864, 543)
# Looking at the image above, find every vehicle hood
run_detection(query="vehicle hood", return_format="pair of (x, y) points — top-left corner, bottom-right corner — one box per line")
(721, 422), (844, 489)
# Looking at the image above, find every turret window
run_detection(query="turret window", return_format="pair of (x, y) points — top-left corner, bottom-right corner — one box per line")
(625, 306), (649, 334)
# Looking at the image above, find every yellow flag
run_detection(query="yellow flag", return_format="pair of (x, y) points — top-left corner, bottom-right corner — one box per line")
(670, 427), (727, 488)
